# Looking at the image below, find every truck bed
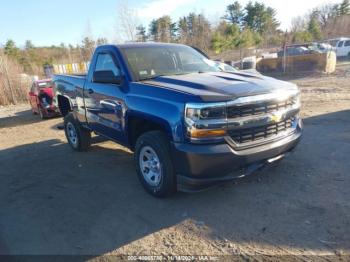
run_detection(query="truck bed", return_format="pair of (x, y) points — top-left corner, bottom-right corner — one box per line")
(53, 74), (87, 100)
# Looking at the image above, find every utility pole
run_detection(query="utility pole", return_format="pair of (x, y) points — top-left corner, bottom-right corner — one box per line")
(283, 30), (288, 75)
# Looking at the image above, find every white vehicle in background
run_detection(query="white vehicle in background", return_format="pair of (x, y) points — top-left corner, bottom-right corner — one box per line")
(215, 61), (237, 72)
(309, 42), (334, 53)
(327, 37), (350, 58)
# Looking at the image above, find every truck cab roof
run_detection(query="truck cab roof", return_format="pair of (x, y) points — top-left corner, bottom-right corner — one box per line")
(114, 42), (188, 49)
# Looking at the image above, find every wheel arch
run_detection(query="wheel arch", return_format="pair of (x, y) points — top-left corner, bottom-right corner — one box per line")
(57, 95), (73, 117)
(126, 114), (174, 151)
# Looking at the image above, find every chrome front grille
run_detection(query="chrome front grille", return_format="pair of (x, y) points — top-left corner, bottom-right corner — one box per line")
(228, 117), (295, 144)
(227, 96), (297, 119)
(225, 92), (300, 148)
(184, 89), (301, 147)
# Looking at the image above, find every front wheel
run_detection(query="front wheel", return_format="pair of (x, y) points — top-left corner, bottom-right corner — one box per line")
(38, 106), (45, 119)
(135, 131), (176, 198)
(64, 113), (91, 151)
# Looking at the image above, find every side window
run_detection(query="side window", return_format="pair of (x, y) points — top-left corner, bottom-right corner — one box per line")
(95, 53), (120, 77)
(338, 41), (344, 47)
(345, 40), (350, 47)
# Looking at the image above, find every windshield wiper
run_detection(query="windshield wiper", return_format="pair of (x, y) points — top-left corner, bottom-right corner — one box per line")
(139, 71), (207, 81)
(140, 72), (190, 81)
(139, 75), (166, 81)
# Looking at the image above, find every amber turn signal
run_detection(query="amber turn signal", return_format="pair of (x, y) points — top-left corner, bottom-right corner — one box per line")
(189, 129), (226, 138)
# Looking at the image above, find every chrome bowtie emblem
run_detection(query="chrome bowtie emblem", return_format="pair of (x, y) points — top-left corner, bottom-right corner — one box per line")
(271, 113), (283, 123)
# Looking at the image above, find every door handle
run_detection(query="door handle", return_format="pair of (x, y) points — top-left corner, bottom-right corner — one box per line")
(100, 100), (120, 108)
(100, 100), (124, 118)
(88, 88), (94, 94)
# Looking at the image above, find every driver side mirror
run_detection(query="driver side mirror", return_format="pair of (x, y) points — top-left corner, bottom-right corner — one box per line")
(93, 70), (122, 85)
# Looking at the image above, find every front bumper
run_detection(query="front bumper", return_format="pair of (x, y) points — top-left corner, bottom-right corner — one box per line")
(172, 124), (302, 192)
(43, 105), (60, 118)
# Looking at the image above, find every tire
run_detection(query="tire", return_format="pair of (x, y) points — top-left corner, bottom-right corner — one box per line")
(135, 131), (176, 198)
(38, 106), (45, 120)
(64, 113), (91, 151)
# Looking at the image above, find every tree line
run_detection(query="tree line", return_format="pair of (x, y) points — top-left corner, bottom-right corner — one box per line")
(134, 0), (350, 53)
(1, 37), (108, 76)
(1, 0), (350, 77)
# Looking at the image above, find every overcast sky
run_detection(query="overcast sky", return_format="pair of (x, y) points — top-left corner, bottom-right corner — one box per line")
(0, 0), (341, 46)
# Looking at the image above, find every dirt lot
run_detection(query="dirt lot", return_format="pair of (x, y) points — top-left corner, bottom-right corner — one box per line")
(0, 66), (350, 260)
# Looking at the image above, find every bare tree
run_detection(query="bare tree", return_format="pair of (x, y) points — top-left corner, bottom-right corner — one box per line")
(115, 2), (139, 42)
(177, 13), (212, 51)
(290, 16), (307, 33)
(318, 4), (338, 27)
(0, 53), (15, 104)
(323, 14), (350, 38)
(84, 19), (94, 40)
(0, 50), (30, 105)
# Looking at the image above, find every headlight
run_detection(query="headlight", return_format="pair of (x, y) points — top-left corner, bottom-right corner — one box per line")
(185, 103), (227, 140)
(185, 103), (226, 121)
(186, 106), (226, 121)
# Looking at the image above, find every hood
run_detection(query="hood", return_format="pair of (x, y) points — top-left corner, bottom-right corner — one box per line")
(39, 87), (54, 98)
(142, 71), (298, 102)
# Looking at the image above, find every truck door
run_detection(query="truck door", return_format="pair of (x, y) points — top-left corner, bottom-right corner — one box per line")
(84, 52), (127, 144)
(337, 41), (345, 56)
(29, 83), (37, 111)
(32, 84), (40, 112)
(344, 40), (350, 57)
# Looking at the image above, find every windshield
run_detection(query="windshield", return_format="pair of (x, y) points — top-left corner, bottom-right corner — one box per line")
(37, 81), (53, 89)
(121, 45), (220, 81)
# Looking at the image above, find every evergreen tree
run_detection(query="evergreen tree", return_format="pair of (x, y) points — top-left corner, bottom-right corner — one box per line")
(308, 17), (322, 40)
(244, 2), (279, 33)
(96, 38), (108, 46)
(25, 40), (35, 50)
(148, 16), (176, 43)
(338, 0), (350, 15)
(81, 37), (96, 60)
(149, 20), (158, 41)
(136, 25), (147, 42)
(177, 13), (211, 51)
(223, 1), (244, 27)
(4, 40), (19, 58)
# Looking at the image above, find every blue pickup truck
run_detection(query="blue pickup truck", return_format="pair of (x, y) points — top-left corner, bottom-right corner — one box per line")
(53, 43), (302, 197)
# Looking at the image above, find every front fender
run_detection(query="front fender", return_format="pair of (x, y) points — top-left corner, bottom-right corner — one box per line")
(126, 94), (185, 142)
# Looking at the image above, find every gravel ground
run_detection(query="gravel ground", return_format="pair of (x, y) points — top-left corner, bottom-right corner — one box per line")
(0, 67), (349, 261)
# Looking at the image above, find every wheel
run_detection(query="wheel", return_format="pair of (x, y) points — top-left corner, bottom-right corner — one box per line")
(38, 106), (45, 119)
(64, 113), (91, 151)
(135, 131), (176, 197)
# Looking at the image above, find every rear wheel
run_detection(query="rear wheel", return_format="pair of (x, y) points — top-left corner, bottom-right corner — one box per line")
(135, 131), (176, 197)
(64, 113), (91, 151)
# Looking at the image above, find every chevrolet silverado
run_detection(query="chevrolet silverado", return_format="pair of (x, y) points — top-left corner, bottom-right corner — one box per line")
(53, 43), (302, 197)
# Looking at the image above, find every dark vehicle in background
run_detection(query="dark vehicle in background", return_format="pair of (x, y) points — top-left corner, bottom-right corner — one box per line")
(277, 43), (335, 58)
(277, 46), (312, 57)
(53, 43), (302, 197)
(29, 79), (59, 119)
